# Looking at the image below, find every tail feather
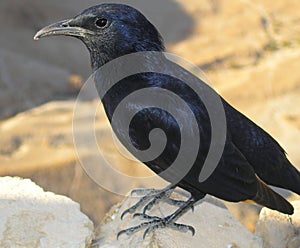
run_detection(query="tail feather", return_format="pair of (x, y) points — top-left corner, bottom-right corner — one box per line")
(253, 178), (294, 215)
(283, 165), (300, 195)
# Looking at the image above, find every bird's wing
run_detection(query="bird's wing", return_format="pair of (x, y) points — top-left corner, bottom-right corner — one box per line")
(223, 99), (300, 195)
(195, 140), (258, 202)
(195, 140), (294, 214)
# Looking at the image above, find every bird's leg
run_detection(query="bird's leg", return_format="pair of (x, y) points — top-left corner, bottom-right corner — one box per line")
(143, 191), (194, 214)
(117, 196), (197, 240)
(142, 189), (194, 214)
(121, 185), (175, 219)
(141, 187), (173, 214)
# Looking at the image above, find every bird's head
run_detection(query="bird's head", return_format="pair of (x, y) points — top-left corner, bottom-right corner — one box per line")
(34, 4), (165, 69)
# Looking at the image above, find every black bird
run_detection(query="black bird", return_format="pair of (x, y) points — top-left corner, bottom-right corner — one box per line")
(34, 3), (300, 239)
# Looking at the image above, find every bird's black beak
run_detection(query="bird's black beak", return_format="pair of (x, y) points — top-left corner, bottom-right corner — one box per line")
(34, 19), (94, 40)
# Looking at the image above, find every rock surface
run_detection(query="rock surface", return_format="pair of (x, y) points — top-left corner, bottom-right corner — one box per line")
(255, 201), (300, 248)
(0, 177), (94, 247)
(0, 176), (298, 248)
(94, 193), (263, 248)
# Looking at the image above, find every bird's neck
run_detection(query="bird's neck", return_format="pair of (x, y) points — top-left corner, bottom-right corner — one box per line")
(89, 49), (111, 72)
(89, 45), (166, 72)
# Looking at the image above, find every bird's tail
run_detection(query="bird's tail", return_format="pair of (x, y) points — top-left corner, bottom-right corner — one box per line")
(281, 164), (300, 195)
(253, 177), (294, 215)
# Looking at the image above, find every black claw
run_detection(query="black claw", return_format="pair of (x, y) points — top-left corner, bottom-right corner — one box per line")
(117, 230), (126, 240)
(184, 225), (195, 235)
(142, 205), (150, 214)
(121, 209), (131, 220)
(120, 211), (127, 220)
(143, 228), (150, 240)
(121, 204), (140, 220)
(191, 228), (195, 236)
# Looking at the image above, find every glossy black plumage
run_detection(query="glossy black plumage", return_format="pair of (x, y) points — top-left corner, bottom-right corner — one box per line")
(35, 3), (300, 216)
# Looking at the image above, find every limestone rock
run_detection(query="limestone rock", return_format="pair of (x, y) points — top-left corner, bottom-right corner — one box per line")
(0, 177), (94, 247)
(94, 193), (263, 248)
(255, 201), (300, 248)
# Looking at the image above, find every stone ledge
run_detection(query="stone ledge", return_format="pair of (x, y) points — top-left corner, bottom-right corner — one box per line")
(0, 177), (94, 247)
(0, 176), (298, 248)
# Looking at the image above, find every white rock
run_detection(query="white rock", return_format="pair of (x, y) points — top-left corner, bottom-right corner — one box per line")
(0, 177), (94, 247)
(95, 192), (262, 248)
(255, 201), (300, 248)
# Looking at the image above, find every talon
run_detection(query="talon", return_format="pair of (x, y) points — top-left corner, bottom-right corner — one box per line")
(121, 206), (138, 220)
(184, 225), (195, 236)
(190, 226), (195, 236)
(171, 222), (195, 236)
(142, 204), (151, 214)
(143, 228), (151, 240)
(121, 209), (130, 220)
(117, 230), (126, 240)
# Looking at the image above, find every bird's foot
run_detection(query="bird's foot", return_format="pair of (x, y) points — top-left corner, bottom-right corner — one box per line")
(142, 193), (194, 214)
(117, 213), (195, 240)
(121, 186), (174, 219)
(118, 196), (197, 240)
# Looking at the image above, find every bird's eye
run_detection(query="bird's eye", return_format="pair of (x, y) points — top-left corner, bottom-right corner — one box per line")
(95, 18), (108, 28)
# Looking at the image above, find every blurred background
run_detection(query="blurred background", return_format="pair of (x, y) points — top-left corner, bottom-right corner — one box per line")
(0, 0), (299, 232)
